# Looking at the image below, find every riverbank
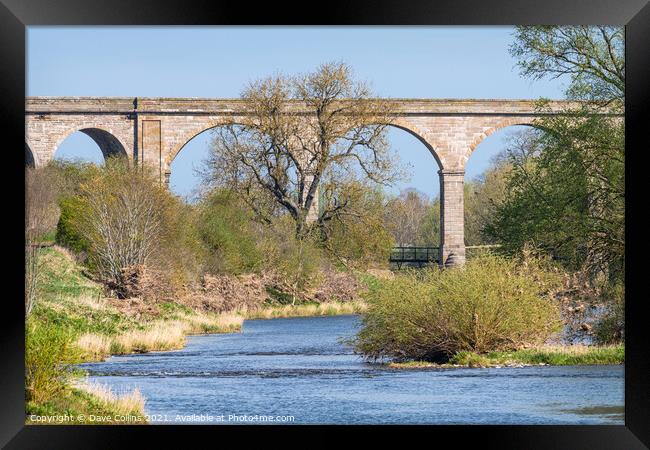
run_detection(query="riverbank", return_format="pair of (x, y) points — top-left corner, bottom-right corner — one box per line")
(26, 246), (369, 423)
(26, 382), (148, 425)
(27, 246), (622, 425)
(388, 344), (624, 369)
(77, 314), (624, 425)
(75, 301), (368, 362)
(32, 246), (368, 363)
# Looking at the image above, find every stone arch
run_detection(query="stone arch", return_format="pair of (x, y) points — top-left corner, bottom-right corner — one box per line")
(25, 142), (36, 168)
(165, 118), (249, 170)
(460, 116), (556, 169)
(465, 117), (540, 162)
(167, 117), (445, 171)
(384, 119), (445, 170)
(54, 126), (129, 161)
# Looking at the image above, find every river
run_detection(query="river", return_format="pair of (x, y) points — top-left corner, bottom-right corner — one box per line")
(79, 314), (624, 425)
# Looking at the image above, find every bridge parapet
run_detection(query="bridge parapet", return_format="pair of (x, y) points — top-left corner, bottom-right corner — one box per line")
(26, 96), (582, 115)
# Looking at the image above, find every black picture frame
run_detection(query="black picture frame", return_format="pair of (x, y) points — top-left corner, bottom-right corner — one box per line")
(2, 0), (648, 447)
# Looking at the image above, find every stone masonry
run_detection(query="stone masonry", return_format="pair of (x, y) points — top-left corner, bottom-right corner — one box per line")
(25, 97), (578, 267)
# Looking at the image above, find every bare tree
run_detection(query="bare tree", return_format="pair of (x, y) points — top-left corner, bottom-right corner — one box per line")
(385, 189), (434, 246)
(73, 159), (170, 297)
(25, 166), (61, 237)
(203, 62), (401, 238)
(25, 167), (60, 317)
(25, 237), (41, 318)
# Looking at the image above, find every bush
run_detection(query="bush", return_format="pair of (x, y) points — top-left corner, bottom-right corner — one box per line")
(62, 159), (175, 298)
(594, 283), (625, 344)
(47, 159), (100, 197)
(56, 196), (91, 253)
(354, 254), (562, 362)
(27, 160), (99, 242)
(147, 197), (205, 294)
(259, 216), (324, 303)
(25, 320), (80, 404)
(319, 181), (394, 268)
(197, 190), (262, 275)
(25, 166), (60, 239)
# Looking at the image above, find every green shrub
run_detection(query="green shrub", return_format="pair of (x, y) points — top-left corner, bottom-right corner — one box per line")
(594, 283), (625, 345)
(150, 197), (205, 290)
(265, 286), (296, 305)
(56, 159), (177, 298)
(47, 159), (99, 196)
(197, 190), (262, 275)
(259, 216), (324, 301)
(25, 320), (80, 404)
(354, 254), (562, 362)
(319, 181), (394, 269)
(56, 196), (90, 253)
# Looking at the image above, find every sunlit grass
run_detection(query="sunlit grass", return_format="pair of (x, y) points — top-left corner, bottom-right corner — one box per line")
(389, 344), (625, 369)
(480, 344), (625, 366)
(176, 312), (244, 334)
(75, 312), (245, 361)
(25, 383), (147, 425)
(74, 379), (145, 417)
(238, 300), (367, 319)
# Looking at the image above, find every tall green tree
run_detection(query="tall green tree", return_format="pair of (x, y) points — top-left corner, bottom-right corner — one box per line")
(487, 26), (624, 282)
(510, 26), (624, 103)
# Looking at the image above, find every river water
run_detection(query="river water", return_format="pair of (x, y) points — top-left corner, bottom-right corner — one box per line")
(79, 314), (624, 425)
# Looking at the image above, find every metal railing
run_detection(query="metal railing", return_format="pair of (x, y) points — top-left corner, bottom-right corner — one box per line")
(389, 246), (439, 268)
(389, 244), (502, 269)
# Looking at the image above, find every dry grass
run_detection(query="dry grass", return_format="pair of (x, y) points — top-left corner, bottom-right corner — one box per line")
(52, 244), (78, 263)
(112, 323), (186, 354)
(530, 344), (613, 355)
(74, 379), (145, 416)
(176, 312), (244, 334)
(74, 311), (245, 361)
(74, 301), (364, 361)
(365, 268), (395, 280)
(76, 333), (112, 360)
(239, 301), (367, 319)
(73, 293), (107, 311)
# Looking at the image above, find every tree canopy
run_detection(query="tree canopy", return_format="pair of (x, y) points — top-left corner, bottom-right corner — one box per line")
(202, 62), (401, 238)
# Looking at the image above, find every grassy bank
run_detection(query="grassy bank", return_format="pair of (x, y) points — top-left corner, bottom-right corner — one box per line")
(27, 246), (368, 423)
(26, 382), (147, 425)
(388, 344), (624, 369)
(33, 246), (367, 361)
(32, 247), (246, 363)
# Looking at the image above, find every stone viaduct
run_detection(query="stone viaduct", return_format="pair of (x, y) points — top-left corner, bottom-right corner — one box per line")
(25, 97), (576, 267)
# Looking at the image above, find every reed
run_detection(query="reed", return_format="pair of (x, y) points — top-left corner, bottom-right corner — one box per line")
(75, 311), (245, 360)
(239, 301), (367, 319)
(74, 379), (145, 416)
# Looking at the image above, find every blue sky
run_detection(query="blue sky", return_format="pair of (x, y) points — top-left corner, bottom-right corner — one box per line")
(27, 26), (567, 199)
